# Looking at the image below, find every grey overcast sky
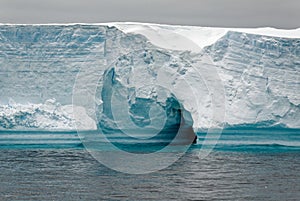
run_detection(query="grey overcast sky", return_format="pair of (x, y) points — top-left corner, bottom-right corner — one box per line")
(0, 0), (299, 28)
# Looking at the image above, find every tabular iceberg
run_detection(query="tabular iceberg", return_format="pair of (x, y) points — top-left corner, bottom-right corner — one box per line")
(0, 23), (299, 135)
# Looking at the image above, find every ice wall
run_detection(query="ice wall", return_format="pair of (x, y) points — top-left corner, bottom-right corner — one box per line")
(0, 23), (299, 130)
(205, 31), (300, 128)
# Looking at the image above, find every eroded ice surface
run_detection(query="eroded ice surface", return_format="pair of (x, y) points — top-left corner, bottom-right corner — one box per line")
(0, 23), (299, 131)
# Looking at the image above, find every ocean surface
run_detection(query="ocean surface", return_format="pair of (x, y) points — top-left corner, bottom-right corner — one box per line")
(0, 129), (299, 201)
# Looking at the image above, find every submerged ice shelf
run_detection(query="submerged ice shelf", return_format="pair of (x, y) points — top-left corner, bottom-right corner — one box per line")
(0, 23), (299, 134)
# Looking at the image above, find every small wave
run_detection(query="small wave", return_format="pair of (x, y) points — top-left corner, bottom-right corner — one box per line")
(195, 141), (300, 152)
(214, 144), (300, 152)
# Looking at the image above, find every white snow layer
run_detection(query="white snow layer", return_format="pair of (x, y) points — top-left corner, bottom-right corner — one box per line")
(112, 22), (300, 51)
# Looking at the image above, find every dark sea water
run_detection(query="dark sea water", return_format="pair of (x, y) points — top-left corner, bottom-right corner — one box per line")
(0, 129), (299, 201)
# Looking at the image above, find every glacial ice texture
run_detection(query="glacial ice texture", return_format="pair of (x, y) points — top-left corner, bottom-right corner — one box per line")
(0, 24), (299, 130)
(205, 31), (300, 128)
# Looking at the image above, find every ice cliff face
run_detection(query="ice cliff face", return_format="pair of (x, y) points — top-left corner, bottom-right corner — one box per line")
(0, 23), (299, 130)
(206, 31), (300, 128)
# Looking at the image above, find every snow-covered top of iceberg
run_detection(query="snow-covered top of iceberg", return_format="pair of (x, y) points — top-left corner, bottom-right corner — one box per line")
(1, 22), (299, 51)
(109, 22), (300, 51)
